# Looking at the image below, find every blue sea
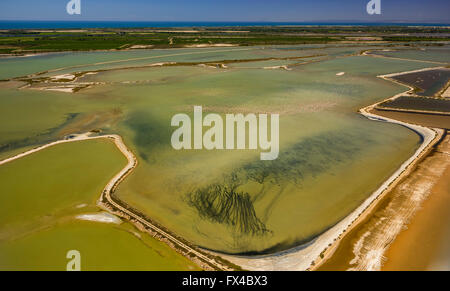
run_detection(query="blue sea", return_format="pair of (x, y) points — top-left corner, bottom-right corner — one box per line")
(0, 21), (449, 29)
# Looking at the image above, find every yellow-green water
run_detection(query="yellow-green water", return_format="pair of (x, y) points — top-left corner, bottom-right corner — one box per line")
(0, 221), (199, 271)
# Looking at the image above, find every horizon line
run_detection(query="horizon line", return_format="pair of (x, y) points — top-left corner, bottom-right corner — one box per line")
(0, 20), (449, 25)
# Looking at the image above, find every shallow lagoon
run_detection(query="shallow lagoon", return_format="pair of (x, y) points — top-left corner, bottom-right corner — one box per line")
(0, 45), (442, 254)
(370, 46), (450, 64)
(0, 139), (198, 270)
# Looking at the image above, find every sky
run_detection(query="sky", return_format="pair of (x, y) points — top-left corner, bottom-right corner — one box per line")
(0, 0), (449, 23)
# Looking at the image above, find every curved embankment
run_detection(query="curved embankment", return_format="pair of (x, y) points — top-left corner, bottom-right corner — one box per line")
(0, 133), (235, 271)
(217, 68), (443, 271)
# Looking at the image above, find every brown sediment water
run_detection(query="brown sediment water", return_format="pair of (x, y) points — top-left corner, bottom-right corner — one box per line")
(382, 133), (450, 271)
(318, 131), (450, 271)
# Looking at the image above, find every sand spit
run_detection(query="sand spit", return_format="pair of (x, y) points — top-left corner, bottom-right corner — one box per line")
(362, 50), (448, 65)
(76, 212), (122, 224)
(43, 86), (77, 93)
(0, 53), (40, 59)
(50, 74), (76, 81)
(441, 85), (450, 98)
(263, 65), (292, 71)
(370, 108), (450, 130)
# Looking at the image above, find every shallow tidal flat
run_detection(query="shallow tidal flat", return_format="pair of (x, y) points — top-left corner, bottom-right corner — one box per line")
(0, 139), (198, 270)
(0, 45), (440, 256)
(371, 108), (450, 129)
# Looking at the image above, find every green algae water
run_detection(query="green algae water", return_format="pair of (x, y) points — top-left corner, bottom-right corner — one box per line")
(0, 139), (199, 270)
(0, 221), (199, 271)
(0, 45), (440, 257)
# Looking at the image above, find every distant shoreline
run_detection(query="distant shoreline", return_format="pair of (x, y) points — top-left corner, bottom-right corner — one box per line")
(1, 20), (449, 30)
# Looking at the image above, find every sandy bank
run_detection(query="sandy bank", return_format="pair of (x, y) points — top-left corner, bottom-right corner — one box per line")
(128, 45), (155, 49)
(50, 74), (76, 81)
(217, 109), (440, 271)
